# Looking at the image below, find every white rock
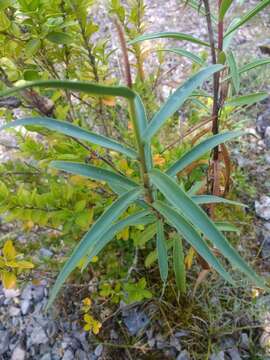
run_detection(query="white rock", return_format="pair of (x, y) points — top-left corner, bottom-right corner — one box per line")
(255, 196), (270, 220)
(94, 344), (103, 357)
(11, 346), (26, 360)
(30, 325), (48, 345)
(9, 306), (21, 317)
(21, 299), (31, 315)
(3, 288), (20, 299)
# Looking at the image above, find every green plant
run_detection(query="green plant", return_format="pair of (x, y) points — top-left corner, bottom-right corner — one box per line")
(0, 63), (266, 309)
(129, 0), (270, 203)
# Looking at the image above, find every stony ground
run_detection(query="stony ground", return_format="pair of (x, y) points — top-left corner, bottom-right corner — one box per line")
(1, 0), (270, 359)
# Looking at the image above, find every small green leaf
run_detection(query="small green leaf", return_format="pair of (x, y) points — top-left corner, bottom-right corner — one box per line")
(219, 0), (233, 20)
(225, 92), (269, 107)
(156, 221), (168, 283)
(226, 50), (240, 94)
(173, 234), (186, 294)
(0, 11), (10, 31)
(224, 0), (270, 37)
(156, 48), (205, 65)
(129, 31), (210, 47)
(46, 31), (73, 45)
(25, 39), (41, 57)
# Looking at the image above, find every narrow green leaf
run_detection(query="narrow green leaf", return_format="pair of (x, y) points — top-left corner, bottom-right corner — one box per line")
(226, 50), (240, 94)
(225, 92), (269, 107)
(153, 200), (234, 284)
(156, 48), (205, 65)
(191, 195), (247, 207)
(129, 32), (210, 47)
(173, 234), (186, 294)
(166, 131), (243, 177)
(0, 117), (137, 159)
(223, 18), (240, 50)
(142, 65), (224, 142)
(134, 223), (157, 248)
(239, 59), (270, 75)
(215, 221), (240, 234)
(156, 221), (168, 283)
(50, 161), (138, 190)
(145, 239), (173, 268)
(46, 188), (141, 309)
(82, 210), (156, 271)
(0, 79), (136, 99)
(150, 170), (266, 288)
(186, 0), (217, 23)
(224, 0), (270, 37)
(219, 0), (233, 20)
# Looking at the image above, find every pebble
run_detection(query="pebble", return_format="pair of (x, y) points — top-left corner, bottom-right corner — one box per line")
(94, 344), (103, 357)
(176, 350), (190, 360)
(62, 349), (74, 360)
(9, 306), (21, 317)
(40, 248), (53, 258)
(227, 347), (242, 360)
(255, 196), (270, 220)
(240, 333), (249, 350)
(40, 354), (52, 360)
(30, 325), (48, 345)
(210, 351), (225, 360)
(21, 299), (32, 315)
(122, 308), (149, 335)
(0, 330), (10, 354)
(11, 346), (26, 360)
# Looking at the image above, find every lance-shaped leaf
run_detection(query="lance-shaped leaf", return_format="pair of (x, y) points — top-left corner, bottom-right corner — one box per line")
(50, 161), (138, 190)
(215, 221), (240, 234)
(191, 195), (247, 207)
(224, 0), (270, 37)
(225, 92), (269, 107)
(226, 50), (240, 94)
(0, 118), (137, 159)
(150, 170), (266, 288)
(166, 131), (243, 177)
(0, 79), (136, 99)
(129, 32), (210, 47)
(156, 48), (205, 65)
(156, 220), (168, 283)
(239, 59), (270, 75)
(142, 65), (224, 142)
(173, 234), (186, 294)
(153, 200), (234, 284)
(46, 188), (141, 309)
(219, 0), (233, 20)
(81, 210), (156, 271)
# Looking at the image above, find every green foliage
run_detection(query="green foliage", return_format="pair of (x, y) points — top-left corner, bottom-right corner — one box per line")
(0, 0), (269, 311)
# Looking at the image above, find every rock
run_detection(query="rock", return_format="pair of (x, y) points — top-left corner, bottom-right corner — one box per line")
(40, 248), (53, 258)
(256, 112), (270, 137)
(210, 351), (225, 360)
(240, 333), (249, 350)
(170, 335), (182, 351)
(0, 330), (10, 354)
(9, 306), (21, 317)
(75, 349), (89, 360)
(21, 285), (32, 300)
(255, 196), (270, 220)
(176, 350), (190, 360)
(21, 299), (32, 315)
(227, 347), (242, 360)
(62, 349), (74, 360)
(29, 325), (48, 345)
(32, 286), (44, 302)
(11, 346), (26, 360)
(110, 329), (118, 340)
(122, 308), (149, 335)
(94, 344), (103, 357)
(265, 127), (270, 149)
(3, 288), (20, 298)
(40, 354), (52, 360)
